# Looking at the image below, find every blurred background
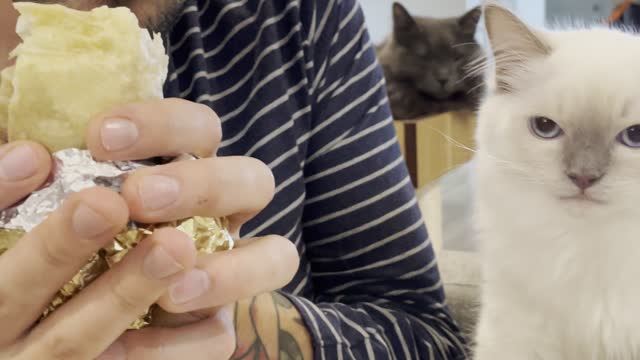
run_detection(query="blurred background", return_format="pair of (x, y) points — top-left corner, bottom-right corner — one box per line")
(362, 0), (631, 46)
(362, 0), (638, 253)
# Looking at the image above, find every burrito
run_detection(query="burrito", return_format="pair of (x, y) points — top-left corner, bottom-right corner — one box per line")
(0, 3), (233, 329)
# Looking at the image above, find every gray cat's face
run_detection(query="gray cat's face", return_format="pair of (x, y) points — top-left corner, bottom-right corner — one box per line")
(389, 4), (481, 99)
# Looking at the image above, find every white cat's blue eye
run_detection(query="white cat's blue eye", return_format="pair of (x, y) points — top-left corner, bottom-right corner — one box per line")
(529, 116), (563, 139)
(618, 125), (640, 148)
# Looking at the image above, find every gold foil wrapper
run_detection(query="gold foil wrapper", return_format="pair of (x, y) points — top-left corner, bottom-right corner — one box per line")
(0, 216), (233, 330)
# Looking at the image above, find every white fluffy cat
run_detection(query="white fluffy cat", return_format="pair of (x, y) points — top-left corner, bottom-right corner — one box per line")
(473, 3), (640, 360)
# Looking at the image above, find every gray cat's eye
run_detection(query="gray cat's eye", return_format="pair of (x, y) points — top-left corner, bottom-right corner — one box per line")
(529, 116), (563, 139)
(618, 125), (640, 148)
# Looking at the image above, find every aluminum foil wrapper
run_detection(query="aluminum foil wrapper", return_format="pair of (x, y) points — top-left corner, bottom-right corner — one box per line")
(0, 149), (234, 329)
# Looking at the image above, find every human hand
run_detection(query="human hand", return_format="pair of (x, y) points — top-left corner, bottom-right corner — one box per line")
(0, 142), (201, 359)
(0, 98), (299, 359)
(86, 98), (300, 359)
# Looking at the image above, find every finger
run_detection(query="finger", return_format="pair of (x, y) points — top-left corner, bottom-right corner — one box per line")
(0, 141), (51, 209)
(0, 187), (128, 345)
(158, 235), (299, 313)
(121, 156), (275, 230)
(97, 306), (235, 360)
(23, 228), (198, 360)
(86, 98), (222, 161)
(151, 306), (220, 328)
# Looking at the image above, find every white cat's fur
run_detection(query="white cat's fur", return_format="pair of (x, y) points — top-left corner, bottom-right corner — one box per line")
(473, 4), (640, 360)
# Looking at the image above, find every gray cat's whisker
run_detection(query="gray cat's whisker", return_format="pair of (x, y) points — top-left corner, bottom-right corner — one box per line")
(453, 42), (480, 48)
(465, 80), (486, 94)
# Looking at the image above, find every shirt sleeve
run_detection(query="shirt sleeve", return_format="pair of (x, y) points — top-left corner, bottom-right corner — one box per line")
(281, 0), (468, 359)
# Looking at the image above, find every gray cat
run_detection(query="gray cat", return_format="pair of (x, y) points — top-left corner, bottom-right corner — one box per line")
(376, 3), (483, 120)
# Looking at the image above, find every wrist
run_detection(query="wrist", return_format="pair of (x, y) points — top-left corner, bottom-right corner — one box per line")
(232, 292), (313, 360)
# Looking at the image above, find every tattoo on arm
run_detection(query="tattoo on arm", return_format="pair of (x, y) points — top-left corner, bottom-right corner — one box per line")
(231, 292), (311, 360)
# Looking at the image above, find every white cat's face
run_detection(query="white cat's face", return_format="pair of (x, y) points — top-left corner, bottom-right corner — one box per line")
(477, 9), (640, 215)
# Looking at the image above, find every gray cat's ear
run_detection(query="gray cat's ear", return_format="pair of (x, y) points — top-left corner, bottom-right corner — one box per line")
(459, 6), (481, 36)
(392, 2), (416, 32)
(483, 3), (551, 92)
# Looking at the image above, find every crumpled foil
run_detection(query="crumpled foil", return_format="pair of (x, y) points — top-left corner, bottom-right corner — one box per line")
(0, 149), (234, 329)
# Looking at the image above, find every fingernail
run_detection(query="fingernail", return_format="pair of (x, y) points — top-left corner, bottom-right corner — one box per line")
(138, 175), (180, 211)
(0, 145), (38, 181)
(97, 341), (125, 360)
(101, 118), (139, 151)
(143, 245), (184, 280)
(72, 204), (113, 239)
(169, 269), (210, 304)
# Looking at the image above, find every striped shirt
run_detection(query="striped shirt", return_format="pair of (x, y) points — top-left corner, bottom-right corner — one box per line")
(164, 0), (466, 358)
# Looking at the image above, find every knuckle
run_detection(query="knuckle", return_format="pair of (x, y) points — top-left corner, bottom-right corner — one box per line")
(196, 104), (221, 156)
(40, 333), (85, 360)
(205, 270), (225, 300)
(39, 235), (74, 268)
(280, 238), (300, 273)
(199, 141), (218, 160)
(244, 157), (275, 203)
(196, 102), (219, 124)
(110, 278), (148, 314)
(261, 236), (299, 288)
(156, 298), (182, 314)
(200, 269), (232, 307)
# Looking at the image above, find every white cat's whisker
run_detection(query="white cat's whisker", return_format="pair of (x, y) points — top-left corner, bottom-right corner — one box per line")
(422, 124), (478, 154)
(466, 48), (535, 91)
(485, 154), (550, 183)
(418, 122), (547, 175)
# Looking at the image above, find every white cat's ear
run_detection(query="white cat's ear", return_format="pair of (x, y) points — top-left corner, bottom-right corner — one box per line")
(483, 2), (551, 92)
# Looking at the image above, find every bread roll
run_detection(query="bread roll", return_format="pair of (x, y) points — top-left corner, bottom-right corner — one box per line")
(1, 3), (168, 151)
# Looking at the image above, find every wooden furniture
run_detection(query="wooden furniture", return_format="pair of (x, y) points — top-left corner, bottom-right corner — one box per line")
(394, 111), (477, 188)
(392, 111), (481, 341)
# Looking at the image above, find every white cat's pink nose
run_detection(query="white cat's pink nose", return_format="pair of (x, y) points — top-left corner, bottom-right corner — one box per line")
(567, 173), (602, 190)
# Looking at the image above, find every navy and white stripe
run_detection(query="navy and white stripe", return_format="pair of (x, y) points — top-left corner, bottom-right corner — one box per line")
(164, 0), (466, 358)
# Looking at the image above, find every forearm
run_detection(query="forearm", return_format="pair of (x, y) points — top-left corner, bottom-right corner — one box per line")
(232, 292), (313, 360)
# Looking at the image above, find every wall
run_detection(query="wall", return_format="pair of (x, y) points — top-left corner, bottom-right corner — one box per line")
(546, 0), (611, 24)
(361, 0), (467, 44)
